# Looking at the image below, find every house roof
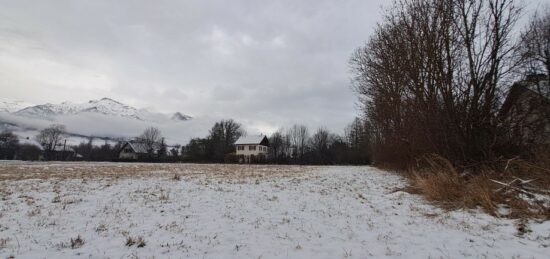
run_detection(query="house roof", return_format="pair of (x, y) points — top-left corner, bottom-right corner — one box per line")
(123, 141), (160, 154)
(127, 142), (149, 154)
(235, 135), (267, 145)
(501, 80), (550, 116)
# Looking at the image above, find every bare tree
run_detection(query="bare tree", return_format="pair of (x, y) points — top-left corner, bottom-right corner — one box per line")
(515, 6), (550, 128)
(499, 8), (550, 150)
(518, 6), (550, 83)
(351, 0), (522, 166)
(269, 130), (286, 162)
(139, 127), (162, 154)
(170, 144), (181, 158)
(310, 127), (330, 164)
(345, 118), (365, 150)
(288, 124), (309, 162)
(343, 118), (372, 163)
(310, 128), (329, 153)
(36, 124), (66, 158)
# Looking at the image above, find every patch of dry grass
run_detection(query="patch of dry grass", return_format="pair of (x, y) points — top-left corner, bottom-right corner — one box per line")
(0, 237), (9, 249)
(406, 153), (550, 219)
(56, 235), (84, 249)
(0, 162), (312, 181)
(125, 236), (146, 248)
(410, 171), (464, 204)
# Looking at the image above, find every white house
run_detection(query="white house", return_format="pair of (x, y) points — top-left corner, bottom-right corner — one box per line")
(235, 135), (269, 163)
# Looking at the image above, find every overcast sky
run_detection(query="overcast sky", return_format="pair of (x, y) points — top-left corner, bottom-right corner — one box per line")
(0, 0), (545, 135)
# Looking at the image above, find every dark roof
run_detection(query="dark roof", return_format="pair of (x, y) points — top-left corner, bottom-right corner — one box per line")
(500, 80), (550, 116)
(121, 141), (160, 154)
(235, 135), (269, 146)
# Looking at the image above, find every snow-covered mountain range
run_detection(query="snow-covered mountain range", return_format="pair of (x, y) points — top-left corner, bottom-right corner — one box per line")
(0, 98), (209, 145)
(6, 97), (191, 122)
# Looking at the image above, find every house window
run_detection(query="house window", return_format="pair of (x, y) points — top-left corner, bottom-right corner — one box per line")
(249, 145), (256, 151)
(237, 146), (244, 151)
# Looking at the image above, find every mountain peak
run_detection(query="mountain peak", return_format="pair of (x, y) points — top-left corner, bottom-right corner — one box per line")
(171, 112), (192, 121)
(88, 97), (123, 105)
(99, 97), (120, 103)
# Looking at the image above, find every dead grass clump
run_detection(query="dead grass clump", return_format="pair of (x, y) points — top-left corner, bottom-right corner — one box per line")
(0, 237), (10, 249)
(70, 235), (85, 249)
(58, 235), (84, 249)
(125, 236), (146, 248)
(464, 174), (501, 213)
(410, 171), (464, 205)
(408, 170), (495, 211)
(406, 153), (550, 219)
(51, 196), (61, 203)
(125, 236), (135, 246)
(61, 198), (82, 206)
(172, 173), (181, 181)
(408, 154), (465, 207)
(95, 224), (108, 233)
(26, 207), (41, 217)
(159, 189), (170, 201)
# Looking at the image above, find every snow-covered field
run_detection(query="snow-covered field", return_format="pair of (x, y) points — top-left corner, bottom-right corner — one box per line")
(0, 162), (548, 258)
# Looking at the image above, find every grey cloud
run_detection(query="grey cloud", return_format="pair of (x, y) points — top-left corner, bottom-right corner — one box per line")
(0, 0), (544, 137)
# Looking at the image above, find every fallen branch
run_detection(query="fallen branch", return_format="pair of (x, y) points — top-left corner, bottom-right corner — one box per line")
(490, 178), (538, 198)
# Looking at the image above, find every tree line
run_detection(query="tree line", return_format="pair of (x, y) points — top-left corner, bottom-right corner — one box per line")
(350, 0), (549, 169)
(182, 118), (370, 164)
(0, 117), (371, 165)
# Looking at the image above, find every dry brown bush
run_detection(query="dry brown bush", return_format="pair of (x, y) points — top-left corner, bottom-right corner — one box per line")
(407, 153), (549, 219)
(410, 171), (463, 205)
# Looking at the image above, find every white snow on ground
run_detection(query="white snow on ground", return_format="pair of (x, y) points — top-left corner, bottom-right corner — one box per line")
(0, 162), (548, 258)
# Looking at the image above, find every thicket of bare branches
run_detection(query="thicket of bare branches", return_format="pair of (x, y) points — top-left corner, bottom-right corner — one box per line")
(517, 6), (550, 83)
(36, 124), (66, 153)
(287, 124), (309, 161)
(507, 7), (550, 146)
(351, 0), (522, 168)
(138, 127), (162, 153)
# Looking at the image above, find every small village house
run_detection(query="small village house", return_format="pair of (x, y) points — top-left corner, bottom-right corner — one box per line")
(500, 76), (550, 146)
(119, 141), (157, 161)
(235, 135), (269, 163)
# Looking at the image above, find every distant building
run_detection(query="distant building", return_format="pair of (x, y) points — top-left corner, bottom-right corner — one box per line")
(235, 135), (269, 163)
(500, 76), (550, 146)
(52, 145), (81, 160)
(119, 141), (159, 160)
